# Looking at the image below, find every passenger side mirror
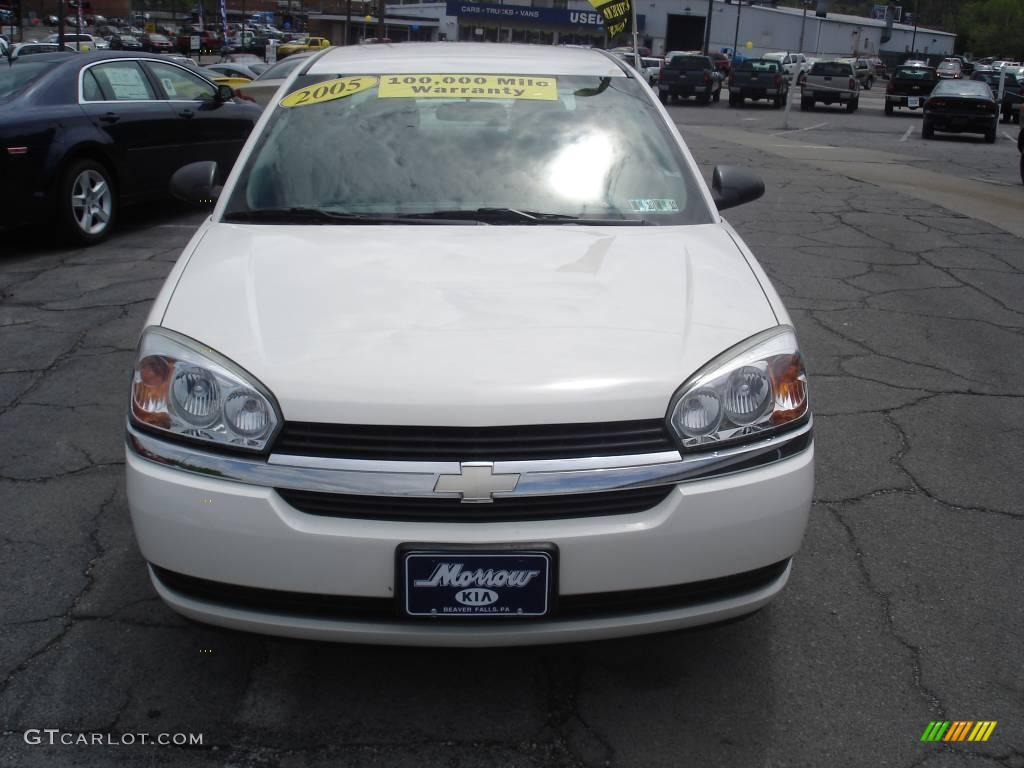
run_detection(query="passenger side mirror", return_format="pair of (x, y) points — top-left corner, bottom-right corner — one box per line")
(170, 161), (220, 207)
(710, 165), (765, 211)
(215, 84), (234, 102)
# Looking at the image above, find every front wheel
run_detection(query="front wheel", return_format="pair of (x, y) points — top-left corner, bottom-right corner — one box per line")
(59, 159), (116, 245)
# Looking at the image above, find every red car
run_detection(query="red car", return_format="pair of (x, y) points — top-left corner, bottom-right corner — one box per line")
(709, 51), (731, 76)
(140, 33), (174, 53)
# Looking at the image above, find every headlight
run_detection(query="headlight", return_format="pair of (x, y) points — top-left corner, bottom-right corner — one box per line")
(667, 326), (809, 449)
(129, 327), (281, 453)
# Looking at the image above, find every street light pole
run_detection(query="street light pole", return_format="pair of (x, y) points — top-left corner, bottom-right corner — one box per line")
(631, 0), (638, 59)
(702, 0), (713, 55)
(910, 0), (919, 55)
(731, 0), (742, 60)
(798, 0), (807, 53)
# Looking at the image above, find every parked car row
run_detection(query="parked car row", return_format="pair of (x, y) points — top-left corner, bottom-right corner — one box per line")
(0, 51), (263, 244)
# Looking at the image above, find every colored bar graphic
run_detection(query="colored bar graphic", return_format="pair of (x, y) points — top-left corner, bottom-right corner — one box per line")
(921, 722), (950, 741)
(921, 721), (996, 742)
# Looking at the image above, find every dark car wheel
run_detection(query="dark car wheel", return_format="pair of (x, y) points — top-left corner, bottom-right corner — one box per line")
(60, 159), (116, 245)
(921, 118), (934, 139)
(773, 94), (783, 108)
(699, 93), (711, 105)
(846, 99), (858, 113)
(984, 124), (997, 143)
(800, 98), (812, 111)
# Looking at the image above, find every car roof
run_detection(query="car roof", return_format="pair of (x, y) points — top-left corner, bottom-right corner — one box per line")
(308, 43), (627, 77)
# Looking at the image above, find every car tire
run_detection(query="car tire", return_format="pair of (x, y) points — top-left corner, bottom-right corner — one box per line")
(713, 88), (721, 103)
(773, 94), (783, 108)
(699, 93), (711, 105)
(59, 158), (116, 245)
(984, 125), (997, 143)
(846, 99), (858, 113)
(800, 98), (812, 111)
(866, 77), (873, 90)
(884, 100), (893, 115)
(922, 119), (934, 139)
(728, 92), (738, 107)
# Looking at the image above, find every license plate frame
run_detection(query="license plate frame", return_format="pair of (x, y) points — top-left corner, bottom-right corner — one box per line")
(398, 543), (558, 619)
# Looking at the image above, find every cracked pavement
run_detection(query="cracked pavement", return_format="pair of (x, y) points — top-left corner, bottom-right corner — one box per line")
(1, 115), (1022, 767)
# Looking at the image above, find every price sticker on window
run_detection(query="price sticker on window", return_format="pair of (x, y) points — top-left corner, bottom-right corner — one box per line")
(279, 76), (378, 108)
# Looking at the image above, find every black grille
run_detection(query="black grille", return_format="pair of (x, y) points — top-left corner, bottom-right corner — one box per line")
(151, 559), (790, 623)
(275, 485), (675, 523)
(272, 420), (676, 462)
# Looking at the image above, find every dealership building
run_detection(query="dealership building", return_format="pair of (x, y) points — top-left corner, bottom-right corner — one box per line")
(313, 0), (955, 60)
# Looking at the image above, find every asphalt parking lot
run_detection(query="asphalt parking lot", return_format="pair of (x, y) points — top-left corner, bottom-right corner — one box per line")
(1, 87), (1023, 768)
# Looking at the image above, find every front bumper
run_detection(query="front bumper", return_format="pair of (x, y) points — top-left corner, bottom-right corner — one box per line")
(126, 424), (813, 646)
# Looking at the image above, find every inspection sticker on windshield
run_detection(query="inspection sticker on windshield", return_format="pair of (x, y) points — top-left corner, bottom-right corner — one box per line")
(378, 75), (557, 100)
(279, 76), (379, 108)
(629, 199), (679, 213)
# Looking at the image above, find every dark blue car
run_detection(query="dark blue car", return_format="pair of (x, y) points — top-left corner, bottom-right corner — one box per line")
(0, 51), (262, 244)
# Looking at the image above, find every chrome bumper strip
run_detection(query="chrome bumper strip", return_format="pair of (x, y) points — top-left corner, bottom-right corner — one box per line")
(126, 419), (812, 499)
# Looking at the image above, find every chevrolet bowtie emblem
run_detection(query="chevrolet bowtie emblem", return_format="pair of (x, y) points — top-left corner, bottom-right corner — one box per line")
(434, 462), (520, 503)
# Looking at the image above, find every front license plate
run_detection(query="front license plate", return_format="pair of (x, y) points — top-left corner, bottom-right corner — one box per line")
(908, 97), (920, 108)
(399, 545), (556, 618)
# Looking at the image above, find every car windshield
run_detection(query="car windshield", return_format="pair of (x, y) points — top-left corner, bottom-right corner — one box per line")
(223, 73), (711, 226)
(810, 62), (851, 76)
(0, 60), (59, 100)
(256, 56), (307, 80)
(895, 67), (935, 79)
(934, 80), (991, 97)
(739, 60), (778, 73)
(668, 56), (709, 70)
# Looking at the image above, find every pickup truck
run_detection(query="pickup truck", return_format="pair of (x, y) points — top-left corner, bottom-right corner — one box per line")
(657, 54), (722, 105)
(884, 64), (938, 114)
(971, 70), (1022, 123)
(727, 58), (788, 108)
(276, 36), (330, 60)
(800, 60), (860, 112)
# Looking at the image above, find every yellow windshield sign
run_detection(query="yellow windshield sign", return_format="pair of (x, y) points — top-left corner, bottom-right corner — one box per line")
(378, 74), (557, 100)
(279, 76), (379, 108)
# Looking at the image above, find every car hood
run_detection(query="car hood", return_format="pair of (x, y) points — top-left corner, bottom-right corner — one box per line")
(161, 224), (777, 426)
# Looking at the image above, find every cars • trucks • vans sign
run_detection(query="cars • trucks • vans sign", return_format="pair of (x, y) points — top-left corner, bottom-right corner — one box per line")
(446, 2), (606, 29)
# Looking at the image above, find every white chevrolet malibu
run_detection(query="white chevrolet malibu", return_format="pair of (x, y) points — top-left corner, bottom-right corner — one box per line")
(126, 43), (813, 646)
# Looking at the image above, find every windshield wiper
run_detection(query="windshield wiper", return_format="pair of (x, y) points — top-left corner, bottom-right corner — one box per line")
(222, 208), (477, 225)
(401, 208), (651, 225)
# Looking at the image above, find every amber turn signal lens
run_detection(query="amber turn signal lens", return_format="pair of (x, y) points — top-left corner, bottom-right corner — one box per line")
(769, 354), (808, 426)
(131, 355), (173, 429)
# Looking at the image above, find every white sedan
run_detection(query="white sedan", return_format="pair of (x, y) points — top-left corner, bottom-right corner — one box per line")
(126, 42), (814, 646)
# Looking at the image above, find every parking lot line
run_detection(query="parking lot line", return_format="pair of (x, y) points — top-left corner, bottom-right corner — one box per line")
(900, 126), (914, 142)
(771, 122), (827, 136)
(1003, 132), (1016, 142)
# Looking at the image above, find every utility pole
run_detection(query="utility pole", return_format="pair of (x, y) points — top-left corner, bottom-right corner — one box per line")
(797, 0), (807, 53)
(702, 0), (713, 55)
(631, 0), (638, 60)
(344, 0), (350, 44)
(731, 0), (742, 61)
(376, 0), (384, 38)
(910, 0), (919, 55)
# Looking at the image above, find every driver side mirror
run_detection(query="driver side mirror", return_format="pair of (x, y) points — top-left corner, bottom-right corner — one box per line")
(711, 165), (765, 211)
(170, 161), (220, 207)
(215, 84), (234, 102)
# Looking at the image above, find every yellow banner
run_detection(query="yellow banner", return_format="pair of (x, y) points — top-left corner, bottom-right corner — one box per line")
(279, 76), (379, 108)
(378, 74), (557, 100)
